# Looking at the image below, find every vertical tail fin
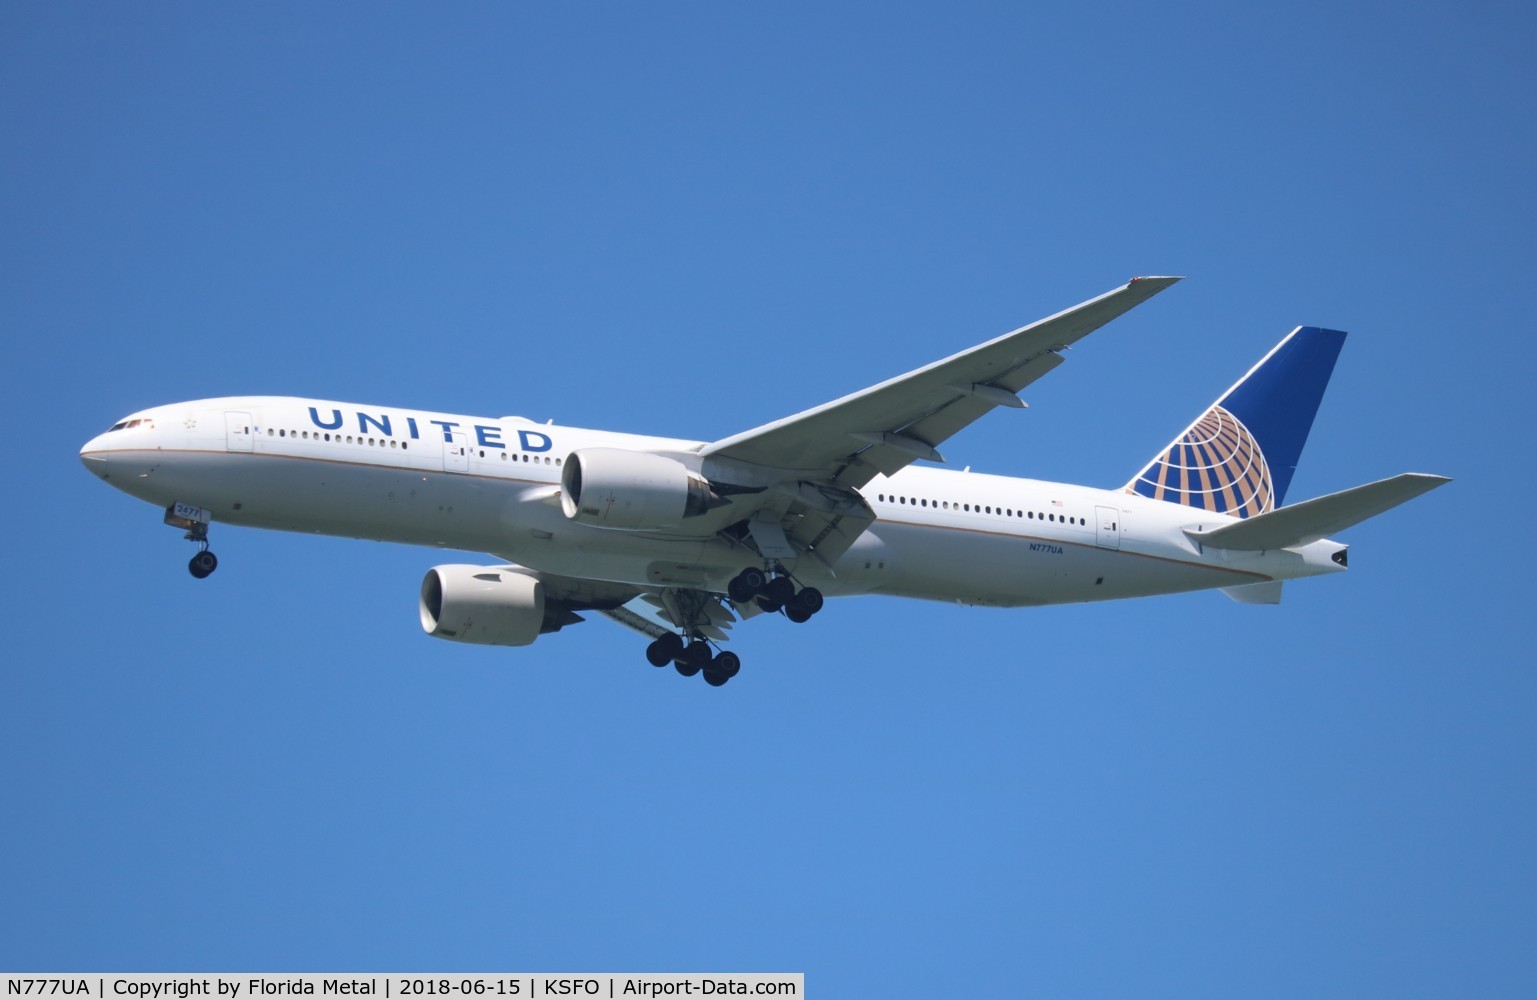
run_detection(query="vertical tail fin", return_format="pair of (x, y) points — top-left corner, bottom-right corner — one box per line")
(1124, 326), (1346, 517)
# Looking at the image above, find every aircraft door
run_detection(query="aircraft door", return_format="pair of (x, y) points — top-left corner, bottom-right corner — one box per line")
(444, 431), (470, 473)
(225, 411), (253, 453)
(1095, 505), (1121, 550)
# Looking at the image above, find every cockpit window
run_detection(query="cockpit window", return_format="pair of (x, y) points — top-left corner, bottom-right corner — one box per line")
(105, 418), (155, 433)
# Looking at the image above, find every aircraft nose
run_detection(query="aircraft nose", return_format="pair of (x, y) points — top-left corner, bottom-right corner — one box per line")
(80, 434), (110, 479)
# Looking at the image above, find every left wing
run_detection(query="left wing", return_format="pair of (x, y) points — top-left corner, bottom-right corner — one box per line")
(700, 276), (1180, 489)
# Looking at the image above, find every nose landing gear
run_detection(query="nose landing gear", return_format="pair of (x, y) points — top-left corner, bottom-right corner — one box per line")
(188, 545), (218, 579)
(165, 502), (219, 579)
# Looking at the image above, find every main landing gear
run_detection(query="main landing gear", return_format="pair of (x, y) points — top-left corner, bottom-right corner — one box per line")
(644, 632), (742, 687)
(728, 566), (823, 623)
(638, 567), (822, 689)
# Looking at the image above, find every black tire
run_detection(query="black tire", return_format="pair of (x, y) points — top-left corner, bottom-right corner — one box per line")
(703, 669), (729, 687)
(727, 576), (756, 604)
(739, 567), (767, 592)
(646, 633), (683, 667)
(794, 586), (824, 615)
(189, 551), (218, 579)
(785, 604), (811, 624)
(764, 576), (795, 606)
(713, 650), (741, 678)
(675, 640), (710, 677)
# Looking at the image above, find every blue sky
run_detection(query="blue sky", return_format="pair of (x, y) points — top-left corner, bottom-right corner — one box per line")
(3, 2), (1534, 995)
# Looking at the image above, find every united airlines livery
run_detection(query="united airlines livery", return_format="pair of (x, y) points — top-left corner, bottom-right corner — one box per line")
(80, 278), (1448, 686)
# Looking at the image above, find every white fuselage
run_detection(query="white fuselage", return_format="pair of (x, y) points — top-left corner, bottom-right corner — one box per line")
(79, 396), (1348, 605)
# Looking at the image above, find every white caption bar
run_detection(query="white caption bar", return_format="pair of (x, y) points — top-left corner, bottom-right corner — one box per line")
(3, 976), (802, 1000)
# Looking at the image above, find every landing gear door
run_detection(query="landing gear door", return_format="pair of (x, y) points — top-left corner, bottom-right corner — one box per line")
(225, 411), (253, 453)
(1095, 505), (1121, 550)
(444, 431), (470, 473)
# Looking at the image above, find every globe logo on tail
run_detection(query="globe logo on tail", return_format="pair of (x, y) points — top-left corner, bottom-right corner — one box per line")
(1127, 405), (1274, 517)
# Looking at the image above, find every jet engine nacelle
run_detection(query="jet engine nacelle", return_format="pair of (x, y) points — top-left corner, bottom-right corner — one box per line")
(560, 448), (716, 530)
(419, 564), (545, 646)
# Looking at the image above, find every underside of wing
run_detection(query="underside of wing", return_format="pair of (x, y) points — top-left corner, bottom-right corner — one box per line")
(598, 587), (745, 643)
(486, 560), (644, 631)
(701, 276), (1181, 489)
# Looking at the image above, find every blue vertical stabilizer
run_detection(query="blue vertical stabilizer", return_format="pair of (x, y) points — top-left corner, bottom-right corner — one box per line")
(1124, 327), (1346, 516)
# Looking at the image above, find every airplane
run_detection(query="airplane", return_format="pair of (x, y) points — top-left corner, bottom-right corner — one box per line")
(79, 277), (1448, 686)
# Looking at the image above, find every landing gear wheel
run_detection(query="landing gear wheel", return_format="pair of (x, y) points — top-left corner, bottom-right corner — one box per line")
(188, 550), (218, 579)
(646, 633), (684, 667)
(728, 567), (767, 604)
(784, 586), (822, 622)
(702, 651), (740, 687)
(714, 650), (741, 678)
(764, 576), (795, 606)
(675, 640), (711, 677)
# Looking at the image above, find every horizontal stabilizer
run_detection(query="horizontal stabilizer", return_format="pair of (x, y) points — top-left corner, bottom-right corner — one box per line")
(1185, 473), (1450, 550)
(1222, 581), (1283, 604)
